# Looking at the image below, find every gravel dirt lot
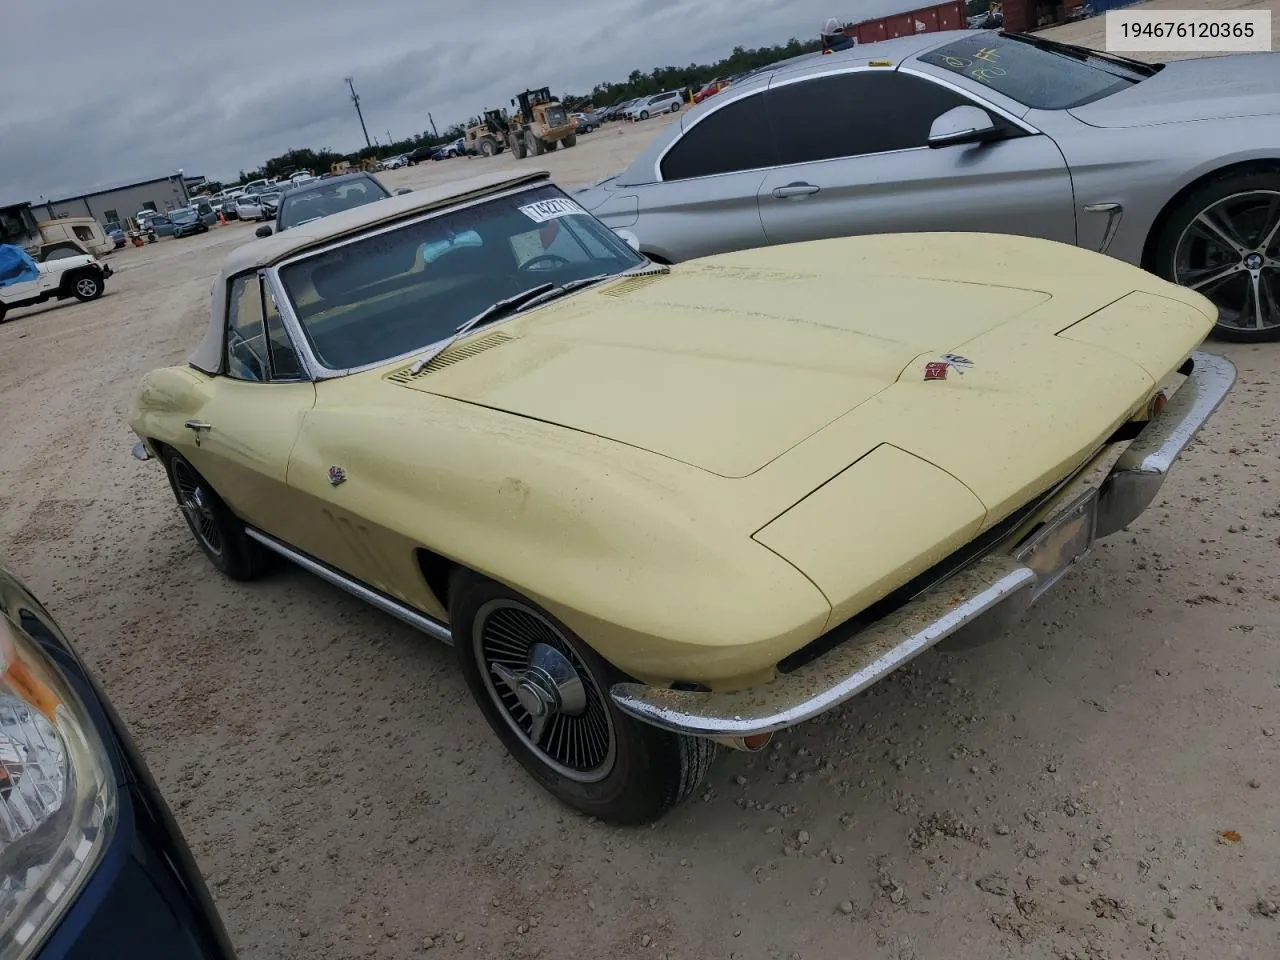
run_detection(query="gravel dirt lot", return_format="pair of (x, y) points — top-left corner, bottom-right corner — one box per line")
(3, 11), (1279, 959)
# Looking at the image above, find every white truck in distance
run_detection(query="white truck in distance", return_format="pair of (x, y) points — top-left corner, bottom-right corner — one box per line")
(0, 248), (112, 323)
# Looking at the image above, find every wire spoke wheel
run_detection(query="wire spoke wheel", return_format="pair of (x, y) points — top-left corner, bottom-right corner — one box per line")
(170, 460), (224, 558)
(473, 598), (616, 783)
(1174, 189), (1280, 333)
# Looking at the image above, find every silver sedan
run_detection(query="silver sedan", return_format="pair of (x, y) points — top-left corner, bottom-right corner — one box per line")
(575, 31), (1280, 340)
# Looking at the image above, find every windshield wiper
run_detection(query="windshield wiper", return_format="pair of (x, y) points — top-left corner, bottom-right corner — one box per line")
(509, 273), (612, 311)
(408, 283), (553, 374)
(1001, 30), (1159, 75)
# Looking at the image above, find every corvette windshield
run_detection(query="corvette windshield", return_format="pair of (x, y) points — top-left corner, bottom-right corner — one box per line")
(276, 184), (646, 370)
(918, 33), (1147, 110)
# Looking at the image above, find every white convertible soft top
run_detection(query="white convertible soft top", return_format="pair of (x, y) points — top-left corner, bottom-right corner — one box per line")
(190, 169), (551, 374)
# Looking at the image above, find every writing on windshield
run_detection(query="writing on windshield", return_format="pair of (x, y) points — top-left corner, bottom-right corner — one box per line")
(918, 34), (1139, 110)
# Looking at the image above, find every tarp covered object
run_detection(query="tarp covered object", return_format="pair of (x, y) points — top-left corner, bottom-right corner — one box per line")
(0, 244), (39, 288)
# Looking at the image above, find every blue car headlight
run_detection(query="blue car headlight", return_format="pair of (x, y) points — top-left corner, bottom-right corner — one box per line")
(0, 610), (117, 958)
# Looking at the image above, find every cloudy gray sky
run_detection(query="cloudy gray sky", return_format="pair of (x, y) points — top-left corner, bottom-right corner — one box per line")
(2, 0), (929, 203)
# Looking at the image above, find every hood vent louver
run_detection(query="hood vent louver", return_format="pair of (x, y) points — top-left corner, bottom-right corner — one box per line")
(601, 273), (667, 298)
(386, 331), (514, 382)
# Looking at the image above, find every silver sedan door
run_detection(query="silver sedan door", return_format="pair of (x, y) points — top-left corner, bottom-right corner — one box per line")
(756, 68), (1076, 248)
(624, 89), (779, 262)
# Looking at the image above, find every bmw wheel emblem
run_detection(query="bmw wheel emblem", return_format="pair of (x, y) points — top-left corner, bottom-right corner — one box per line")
(1244, 252), (1263, 270)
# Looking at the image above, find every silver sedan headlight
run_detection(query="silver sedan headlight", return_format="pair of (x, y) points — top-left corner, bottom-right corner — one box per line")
(0, 611), (117, 958)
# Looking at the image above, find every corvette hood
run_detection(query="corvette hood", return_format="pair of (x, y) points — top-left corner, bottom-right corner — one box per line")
(392, 235), (1213, 488)
(1069, 53), (1280, 128)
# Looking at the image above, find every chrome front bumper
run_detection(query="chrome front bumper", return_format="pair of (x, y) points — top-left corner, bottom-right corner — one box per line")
(610, 351), (1236, 739)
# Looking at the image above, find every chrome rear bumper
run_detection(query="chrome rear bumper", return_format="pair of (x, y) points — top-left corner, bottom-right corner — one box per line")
(610, 351), (1236, 739)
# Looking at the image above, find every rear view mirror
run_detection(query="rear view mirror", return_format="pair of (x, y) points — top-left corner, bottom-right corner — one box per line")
(255, 225), (273, 238)
(928, 105), (1001, 148)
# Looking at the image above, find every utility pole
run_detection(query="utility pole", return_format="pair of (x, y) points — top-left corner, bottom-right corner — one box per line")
(428, 112), (439, 139)
(344, 76), (372, 149)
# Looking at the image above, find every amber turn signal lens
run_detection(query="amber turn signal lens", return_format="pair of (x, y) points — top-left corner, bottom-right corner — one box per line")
(1147, 391), (1168, 419)
(742, 733), (772, 751)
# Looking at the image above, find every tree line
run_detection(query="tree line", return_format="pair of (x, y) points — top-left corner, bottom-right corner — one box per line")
(230, 36), (824, 184)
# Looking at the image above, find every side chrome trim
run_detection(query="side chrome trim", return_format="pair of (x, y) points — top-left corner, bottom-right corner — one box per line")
(1083, 202), (1123, 254)
(244, 527), (454, 645)
(261, 269), (319, 382)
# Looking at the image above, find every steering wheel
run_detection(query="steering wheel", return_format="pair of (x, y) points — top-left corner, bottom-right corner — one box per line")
(520, 253), (570, 272)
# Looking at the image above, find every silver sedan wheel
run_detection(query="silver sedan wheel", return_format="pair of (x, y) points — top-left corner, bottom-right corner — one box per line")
(473, 598), (616, 783)
(1174, 189), (1280, 332)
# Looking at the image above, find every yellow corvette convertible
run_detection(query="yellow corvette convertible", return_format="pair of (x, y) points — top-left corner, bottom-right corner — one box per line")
(128, 170), (1234, 824)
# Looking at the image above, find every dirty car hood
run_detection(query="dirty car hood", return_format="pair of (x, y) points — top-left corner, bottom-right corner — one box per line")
(389, 236), (1186, 479)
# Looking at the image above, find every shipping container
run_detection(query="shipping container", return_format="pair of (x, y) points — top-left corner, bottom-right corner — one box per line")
(849, 1), (962, 45)
(832, 1), (966, 48)
(1005, 0), (1115, 32)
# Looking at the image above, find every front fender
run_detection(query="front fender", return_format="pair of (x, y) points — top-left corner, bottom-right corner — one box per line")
(289, 399), (831, 688)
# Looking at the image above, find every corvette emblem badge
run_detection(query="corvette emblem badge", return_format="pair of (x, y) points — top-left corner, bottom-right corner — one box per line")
(328, 466), (347, 487)
(924, 361), (949, 381)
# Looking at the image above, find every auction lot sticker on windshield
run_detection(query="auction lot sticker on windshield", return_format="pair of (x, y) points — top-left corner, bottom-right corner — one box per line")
(519, 198), (587, 222)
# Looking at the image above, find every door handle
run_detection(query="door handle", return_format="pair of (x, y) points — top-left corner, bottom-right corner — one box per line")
(771, 182), (820, 200)
(184, 420), (212, 432)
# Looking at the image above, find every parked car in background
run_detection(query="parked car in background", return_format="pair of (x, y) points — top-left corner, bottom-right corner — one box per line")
(626, 90), (684, 120)
(143, 214), (177, 238)
(407, 143), (436, 165)
(254, 170), (406, 236)
(0, 564), (238, 958)
(167, 208), (209, 238)
(571, 112), (599, 133)
(0, 242), (111, 323)
(258, 191), (283, 219)
(603, 98), (640, 121)
(241, 177), (274, 195)
(692, 78), (729, 103)
(105, 224), (128, 248)
(34, 217), (115, 259)
(235, 195), (266, 222)
(577, 30), (1280, 340)
(127, 168), (1234, 824)
(383, 154), (409, 169)
(189, 199), (218, 225)
(215, 198), (239, 221)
